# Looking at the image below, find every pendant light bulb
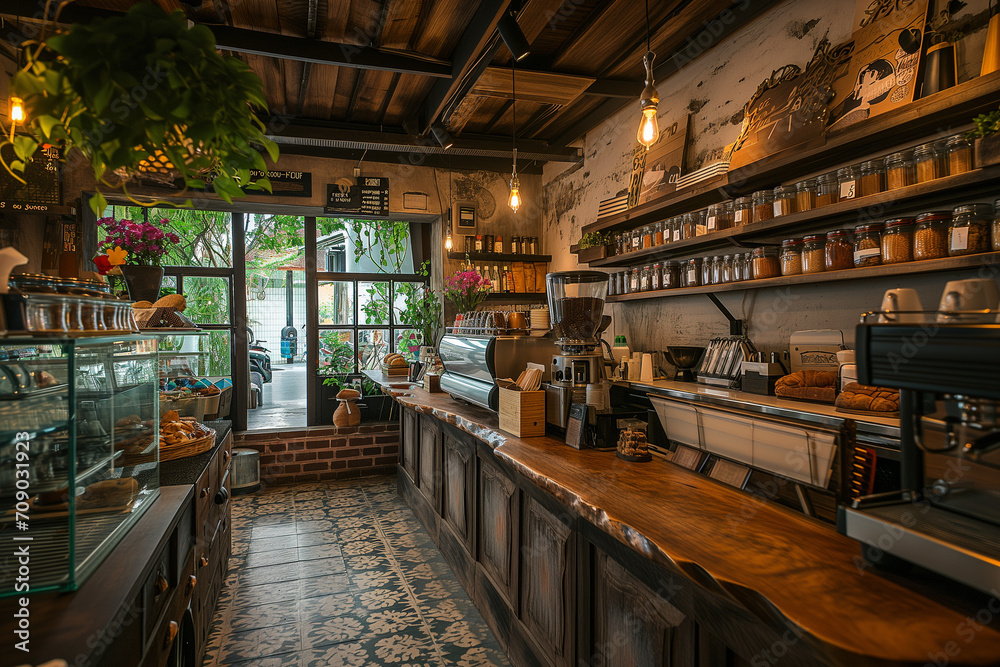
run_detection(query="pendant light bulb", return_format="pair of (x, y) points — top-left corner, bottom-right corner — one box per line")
(445, 229), (453, 251)
(9, 96), (24, 123)
(508, 174), (521, 213)
(637, 52), (659, 149)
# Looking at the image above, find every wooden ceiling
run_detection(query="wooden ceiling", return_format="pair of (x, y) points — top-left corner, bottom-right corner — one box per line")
(0, 0), (777, 166)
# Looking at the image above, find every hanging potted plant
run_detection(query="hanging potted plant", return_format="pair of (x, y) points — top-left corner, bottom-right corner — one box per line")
(94, 216), (180, 302)
(0, 3), (278, 215)
(969, 105), (1000, 168)
(573, 231), (613, 263)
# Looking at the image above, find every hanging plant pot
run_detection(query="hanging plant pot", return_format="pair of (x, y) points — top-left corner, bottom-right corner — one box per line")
(120, 265), (164, 304)
(2, 3), (278, 215)
(975, 135), (1000, 169)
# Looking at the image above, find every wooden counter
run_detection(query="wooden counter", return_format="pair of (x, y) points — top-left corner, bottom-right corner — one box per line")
(390, 385), (1000, 667)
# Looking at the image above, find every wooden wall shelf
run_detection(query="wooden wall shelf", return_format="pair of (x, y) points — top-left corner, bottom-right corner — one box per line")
(581, 70), (1000, 237)
(608, 252), (1000, 302)
(590, 166), (1000, 267)
(448, 251), (551, 263)
(483, 292), (548, 302)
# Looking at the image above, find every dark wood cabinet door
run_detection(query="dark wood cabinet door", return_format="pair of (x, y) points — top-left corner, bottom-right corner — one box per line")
(401, 407), (419, 482)
(417, 416), (442, 511)
(478, 453), (519, 605)
(520, 496), (574, 666)
(593, 548), (693, 667)
(442, 430), (475, 552)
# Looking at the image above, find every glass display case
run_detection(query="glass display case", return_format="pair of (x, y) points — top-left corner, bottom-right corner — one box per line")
(0, 335), (159, 597)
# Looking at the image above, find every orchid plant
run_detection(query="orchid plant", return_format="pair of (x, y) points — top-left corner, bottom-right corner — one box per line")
(443, 267), (492, 313)
(95, 216), (180, 272)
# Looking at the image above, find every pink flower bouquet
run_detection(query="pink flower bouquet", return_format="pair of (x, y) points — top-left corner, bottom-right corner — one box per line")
(443, 268), (492, 313)
(96, 217), (180, 267)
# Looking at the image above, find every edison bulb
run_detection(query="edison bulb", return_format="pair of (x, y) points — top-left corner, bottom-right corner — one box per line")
(445, 232), (453, 250)
(637, 107), (658, 149)
(9, 97), (24, 123)
(508, 185), (521, 212)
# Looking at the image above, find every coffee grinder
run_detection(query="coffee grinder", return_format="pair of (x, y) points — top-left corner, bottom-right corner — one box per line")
(544, 271), (608, 429)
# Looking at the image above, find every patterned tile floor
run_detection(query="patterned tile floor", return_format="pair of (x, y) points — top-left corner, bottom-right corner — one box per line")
(203, 475), (510, 667)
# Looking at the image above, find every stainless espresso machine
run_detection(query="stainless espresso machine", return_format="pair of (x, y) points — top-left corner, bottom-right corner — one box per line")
(544, 271), (609, 429)
(840, 319), (1000, 594)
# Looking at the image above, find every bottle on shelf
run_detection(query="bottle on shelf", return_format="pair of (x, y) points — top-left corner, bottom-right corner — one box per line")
(492, 265), (501, 292)
(474, 234), (483, 252)
(510, 236), (519, 253)
(529, 237), (537, 254)
(502, 265), (514, 293)
(494, 235), (504, 253)
(520, 237), (528, 254)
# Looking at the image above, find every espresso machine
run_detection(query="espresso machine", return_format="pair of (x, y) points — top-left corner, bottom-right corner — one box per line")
(544, 271), (608, 429)
(840, 318), (1000, 594)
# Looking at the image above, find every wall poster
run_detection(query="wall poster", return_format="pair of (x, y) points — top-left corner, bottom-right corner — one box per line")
(636, 115), (689, 205)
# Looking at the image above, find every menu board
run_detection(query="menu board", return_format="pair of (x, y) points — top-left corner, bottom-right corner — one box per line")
(325, 177), (389, 215)
(0, 144), (61, 206)
(359, 177), (389, 215)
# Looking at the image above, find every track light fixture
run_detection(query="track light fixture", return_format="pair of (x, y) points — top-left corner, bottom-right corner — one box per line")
(498, 11), (530, 62)
(430, 123), (454, 150)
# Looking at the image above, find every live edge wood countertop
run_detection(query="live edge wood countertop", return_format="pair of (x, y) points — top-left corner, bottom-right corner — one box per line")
(389, 385), (1000, 667)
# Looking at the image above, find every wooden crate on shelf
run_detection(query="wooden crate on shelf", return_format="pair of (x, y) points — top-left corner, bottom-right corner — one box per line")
(498, 387), (545, 438)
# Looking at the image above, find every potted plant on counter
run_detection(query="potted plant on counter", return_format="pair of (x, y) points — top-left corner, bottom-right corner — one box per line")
(0, 3), (278, 215)
(398, 262), (442, 356)
(443, 266), (492, 326)
(94, 216), (180, 302)
(573, 231), (613, 263)
(969, 105), (1000, 168)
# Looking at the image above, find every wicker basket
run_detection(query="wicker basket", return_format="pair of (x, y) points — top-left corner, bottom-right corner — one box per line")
(160, 427), (215, 462)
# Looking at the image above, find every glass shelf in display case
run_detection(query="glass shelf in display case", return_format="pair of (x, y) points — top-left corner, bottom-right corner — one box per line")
(0, 335), (160, 597)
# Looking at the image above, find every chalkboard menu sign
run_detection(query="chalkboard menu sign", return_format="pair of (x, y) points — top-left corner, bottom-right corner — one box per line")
(325, 177), (389, 215)
(0, 144), (61, 206)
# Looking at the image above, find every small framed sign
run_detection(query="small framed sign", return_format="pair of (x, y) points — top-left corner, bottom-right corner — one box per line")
(565, 403), (588, 449)
(453, 201), (477, 231)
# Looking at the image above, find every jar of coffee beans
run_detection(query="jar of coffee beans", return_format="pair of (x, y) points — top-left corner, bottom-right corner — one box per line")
(854, 223), (883, 267)
(816, 173), (839, 207)
(860, 159), (885, 197)
(884, 150), (915, 190)
(914, 142), (946, 183)
(882, 218), (915, 265)
(945, 135), (973, 175)
(914, 211), (951, 260)
(780, 238), (803, 275)
(826, 229), (855, 271)
(752, 246), (781, 280)
(795, 178), (817, 211)
(752, 189), (775, 223)
(949, 203), (993, 256)
(802, 234), (826, 274)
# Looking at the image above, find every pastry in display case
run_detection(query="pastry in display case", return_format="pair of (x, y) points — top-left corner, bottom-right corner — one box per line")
(0, 335), (160, 597)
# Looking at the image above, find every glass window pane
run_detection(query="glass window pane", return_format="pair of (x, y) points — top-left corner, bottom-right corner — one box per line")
(318, 281), (355, 325)
(101, 206), (234, 268)
(394, 328), (423, 363)
(181, 277), (230, 325)
(358, 329), (390, 370)
(319, 330), (355, 376)
(393, 282), (426, 325)
(317, 219), (414, 274)
(247, 268), (305, 360)
(358, 282), (390, 325)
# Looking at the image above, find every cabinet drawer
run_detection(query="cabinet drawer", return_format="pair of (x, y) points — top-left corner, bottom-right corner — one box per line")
(401, 408), (419, 482)
(442, 430), (475, 551)
(477, 454), (519, 606)
(417, 417), (442, 511)
(143, 548), (197, 667)
(142, 543), (175, 640)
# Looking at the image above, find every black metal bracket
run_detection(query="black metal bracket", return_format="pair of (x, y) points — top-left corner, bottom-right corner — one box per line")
(705, 293), (746, 336)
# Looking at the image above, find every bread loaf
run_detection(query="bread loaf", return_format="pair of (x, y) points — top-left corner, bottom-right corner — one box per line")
(77, 478), (139, 509)
(775, 370), (838, 403)
(153, 294), (187, 311)
(835, 382), (899, 413)
(337, 388), (361, 399)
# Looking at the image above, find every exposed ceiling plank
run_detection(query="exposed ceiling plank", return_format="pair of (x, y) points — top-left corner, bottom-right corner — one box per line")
(277, 143), (546, 174)
(414, 0), (513, 134)
(472, 67), (595, 105)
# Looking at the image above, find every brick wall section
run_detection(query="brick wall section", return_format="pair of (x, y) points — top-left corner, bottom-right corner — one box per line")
(233, 422), (400, 487)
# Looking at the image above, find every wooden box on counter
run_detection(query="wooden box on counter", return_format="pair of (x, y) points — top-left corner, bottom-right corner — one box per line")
(498, 387), (545, 437)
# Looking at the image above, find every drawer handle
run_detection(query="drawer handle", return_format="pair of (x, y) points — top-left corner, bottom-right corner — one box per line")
(188, 575), (197, 592)
(154, 573), (169, 596)
(165, 620), (178, 648)
(200, 555), (209, 568)
(214, 487), (229, 505)
(201, 486), (211, 499)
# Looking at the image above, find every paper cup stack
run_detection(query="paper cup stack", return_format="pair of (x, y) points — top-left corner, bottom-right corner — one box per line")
(530, 307), (550, 331)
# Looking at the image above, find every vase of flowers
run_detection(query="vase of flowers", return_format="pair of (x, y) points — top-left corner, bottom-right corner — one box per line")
(94, 216), (179, 302)
(443, 267), (492, 321)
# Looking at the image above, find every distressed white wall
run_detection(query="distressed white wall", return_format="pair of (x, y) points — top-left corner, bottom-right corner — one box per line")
(542, 0), (995, 367)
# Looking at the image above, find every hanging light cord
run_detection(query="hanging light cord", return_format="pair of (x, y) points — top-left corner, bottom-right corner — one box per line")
(511, 58), (517, 173)
(645, 0), (651, 53)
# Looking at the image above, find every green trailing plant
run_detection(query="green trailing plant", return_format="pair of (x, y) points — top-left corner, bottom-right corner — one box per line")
(3, 3), (278, 216)
(578, 231), (610, 249)
(968, 106), (1000, 140)
(397, 261), (441, 347)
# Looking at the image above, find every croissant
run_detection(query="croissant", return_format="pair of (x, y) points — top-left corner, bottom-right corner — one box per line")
(775, 371), (838, 389)
(836, 383), (899, 413)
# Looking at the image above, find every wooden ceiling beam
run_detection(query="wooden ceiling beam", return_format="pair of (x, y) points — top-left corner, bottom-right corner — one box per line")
(413, 0), (513, 134)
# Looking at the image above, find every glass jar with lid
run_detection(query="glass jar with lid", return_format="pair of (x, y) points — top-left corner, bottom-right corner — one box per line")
(629, 228), (642, 253)
(662, 261), (680, 289)
(882, 218), (915, 265)
(860, 159), (885, 197)
(802, 234), (826, 274)
(751, 189), (775, 223)
(683, 258), (702, 287)
(994, 199), (1000, 252)
(946, 135), (973, 175)
(642, 225), (654, 250)
(618, 270), (630, 295)
(639, 264), (651, 291)
(780, 238), (803, 276)
(721, 255), (734, 283)
(885, 150), (915, 189)
(795, 178), (817, 211)
(773, 185), (796, 217)
(691, 209), (709, 236)
(854, 222), (883, 267)
(914, 211), (951, 260)
(670, 217), (684, 243)
(752, 247), (781, 280)
(680, 213), (698, 239)
(650, 262), (662, 290)
(713, 256), (725, 284)
(914, 142), (945, 183)
(816, 172), (839, 207)
(949, 203), (993, 256)
(654, 220), (665, 245)
(706, 201), (733, 233)
(733, 196), (753, 226)
(837, 165), (861, 201)
(702, 257), (713, 286)
(741, 252), (754, 281)
(608, 273), (617, 296)
(826, 229), (855, 270)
